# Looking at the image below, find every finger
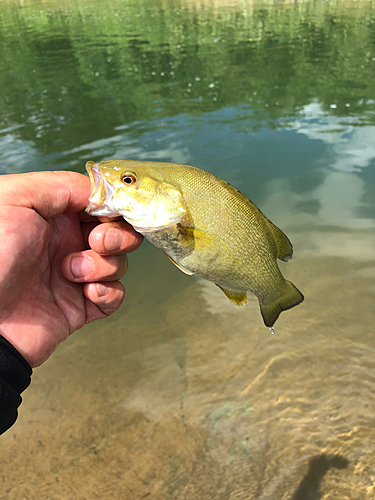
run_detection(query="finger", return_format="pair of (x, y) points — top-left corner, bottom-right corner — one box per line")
(81, 220), (100, 248)
(1, 171), (90, 218)
(83, 281), (125, 323)
(88, 220), (143, 255)
(61, 250), (128, 283)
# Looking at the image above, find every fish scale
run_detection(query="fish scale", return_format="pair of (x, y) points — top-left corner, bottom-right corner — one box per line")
(85, 159), (304, 327)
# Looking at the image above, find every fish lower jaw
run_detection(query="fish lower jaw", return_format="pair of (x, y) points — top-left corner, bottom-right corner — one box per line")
(121, 213), (183, 233)
(130, 222), (176, 234)
(85, 203), (121, 217)
(122, 217), (181, 234)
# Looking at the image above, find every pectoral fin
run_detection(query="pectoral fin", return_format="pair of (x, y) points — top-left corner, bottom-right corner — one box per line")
(177, 225), (212, 246)
(162, 252), (194, 275)
(216, 286), (247, 307)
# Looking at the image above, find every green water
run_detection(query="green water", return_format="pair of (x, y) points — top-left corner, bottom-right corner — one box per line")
(1, 0), (375, 498)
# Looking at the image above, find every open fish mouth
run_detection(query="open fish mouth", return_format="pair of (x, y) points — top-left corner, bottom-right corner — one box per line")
(85, 162), (120, 217)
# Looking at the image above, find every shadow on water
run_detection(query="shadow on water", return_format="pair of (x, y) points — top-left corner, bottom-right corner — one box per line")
(291, 454), (350, 500)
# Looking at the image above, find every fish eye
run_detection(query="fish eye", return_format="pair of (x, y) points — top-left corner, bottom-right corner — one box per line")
(121, 172), (137, 185)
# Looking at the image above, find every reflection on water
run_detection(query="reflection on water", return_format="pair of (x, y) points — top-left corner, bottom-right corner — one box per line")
(1, 0), (375, 498)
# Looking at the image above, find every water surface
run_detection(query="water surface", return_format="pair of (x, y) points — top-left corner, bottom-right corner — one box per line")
(1, 0), (375, 498)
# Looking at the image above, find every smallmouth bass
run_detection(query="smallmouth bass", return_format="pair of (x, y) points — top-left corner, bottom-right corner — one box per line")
(85, 159), (304, 327)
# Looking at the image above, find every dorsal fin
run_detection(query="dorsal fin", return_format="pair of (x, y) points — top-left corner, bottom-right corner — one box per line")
(265, 219), (293, 262)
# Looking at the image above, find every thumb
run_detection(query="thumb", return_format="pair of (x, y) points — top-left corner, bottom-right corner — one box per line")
(0, 171), (91, 218)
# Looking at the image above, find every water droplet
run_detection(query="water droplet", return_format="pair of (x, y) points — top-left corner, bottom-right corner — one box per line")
(269, 327), (275, 335)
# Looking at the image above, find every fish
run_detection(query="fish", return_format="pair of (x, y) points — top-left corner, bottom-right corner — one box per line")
(85, 159), (304, 327)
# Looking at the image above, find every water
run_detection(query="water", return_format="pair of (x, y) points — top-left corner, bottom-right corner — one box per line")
(1, 0), (375, 498)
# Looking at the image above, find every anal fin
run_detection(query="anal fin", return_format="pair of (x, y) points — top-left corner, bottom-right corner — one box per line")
(217, 285), (247, 307)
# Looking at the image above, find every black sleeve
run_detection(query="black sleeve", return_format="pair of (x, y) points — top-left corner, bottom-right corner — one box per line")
(0, 335), (32, 435)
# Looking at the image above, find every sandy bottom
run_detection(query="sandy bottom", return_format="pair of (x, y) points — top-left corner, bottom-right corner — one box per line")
(1, 235), (375, 500)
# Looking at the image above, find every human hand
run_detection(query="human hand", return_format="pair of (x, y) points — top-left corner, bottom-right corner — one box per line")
(0, 171), (142, 367)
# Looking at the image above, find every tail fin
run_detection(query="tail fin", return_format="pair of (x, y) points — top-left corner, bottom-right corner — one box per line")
(260, 280), (304, 327)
